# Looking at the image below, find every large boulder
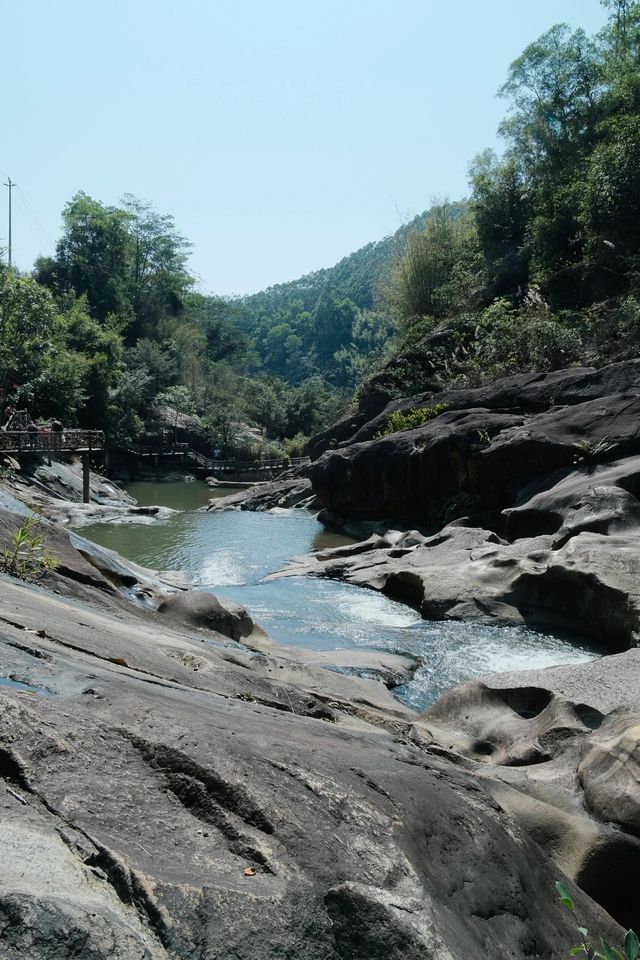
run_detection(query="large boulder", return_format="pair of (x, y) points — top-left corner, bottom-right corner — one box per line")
(156, 590), (255, 640)
(311, 392), (640, 523)
(273, 515), (640, 649)
(0, 670), (624, 959)
(578, 710), (640, 836)
(205, 477), (314, 513)
(317, 360), (640, 453)
(409, 665), (640, 933)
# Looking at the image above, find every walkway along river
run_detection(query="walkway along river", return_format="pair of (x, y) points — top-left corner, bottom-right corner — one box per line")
(77, 479), (600, 709)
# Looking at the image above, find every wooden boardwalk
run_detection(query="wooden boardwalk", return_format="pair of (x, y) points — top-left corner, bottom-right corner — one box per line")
(128, 441), (307, 479)
(0, 430), (105, 502)
(0, 429), (104, 456)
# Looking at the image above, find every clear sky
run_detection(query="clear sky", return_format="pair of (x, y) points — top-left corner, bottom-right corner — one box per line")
(3, 0), (608, 297)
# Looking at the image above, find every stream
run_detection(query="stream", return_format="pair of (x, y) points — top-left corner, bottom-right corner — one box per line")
(78, 479), (599, 710)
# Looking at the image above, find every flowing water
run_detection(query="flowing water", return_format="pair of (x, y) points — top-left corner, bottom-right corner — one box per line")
(78, 480), (599, 710)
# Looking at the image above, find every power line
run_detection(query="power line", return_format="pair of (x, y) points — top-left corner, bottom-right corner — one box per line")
(14, 189), (52, 252)
(16, 185), (56, 249)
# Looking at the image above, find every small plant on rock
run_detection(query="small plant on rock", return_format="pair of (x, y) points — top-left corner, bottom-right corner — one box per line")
(573, 437), (618, 464)
(429, 492), (476, 526)
(0, 517), (58, 580)
(376, 402), (450, 438)
(556, 881), (639, 960)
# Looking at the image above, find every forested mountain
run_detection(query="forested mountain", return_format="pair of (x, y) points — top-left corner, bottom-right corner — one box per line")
(242, 209), (434, 314)
(2, 0), (640, 458)
(233, 206), (465, 389)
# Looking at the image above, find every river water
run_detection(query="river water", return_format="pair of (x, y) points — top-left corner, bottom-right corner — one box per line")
(78, 480), (599, 710)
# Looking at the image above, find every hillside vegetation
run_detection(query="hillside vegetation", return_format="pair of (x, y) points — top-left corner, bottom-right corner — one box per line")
(362, 0), (640, 410)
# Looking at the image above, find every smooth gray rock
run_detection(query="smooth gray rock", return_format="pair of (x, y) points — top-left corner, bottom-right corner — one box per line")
(205, 476), (315, 512)
(578, 709), (640, 836)
(157, 590), (255, 641)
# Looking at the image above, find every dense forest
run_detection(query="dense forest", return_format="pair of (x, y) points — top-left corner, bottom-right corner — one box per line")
(2, 0), (640, 456)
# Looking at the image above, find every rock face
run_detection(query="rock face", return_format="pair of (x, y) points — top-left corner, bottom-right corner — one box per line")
(27, 459), (136, 506)
(292, 361), (640, 651)
(411, 670), (640, 934)
(0, 565), (624, 959)
(0, 490), (632, 954)
(578, 710), (640, 836)
(311, 392), (640, 524)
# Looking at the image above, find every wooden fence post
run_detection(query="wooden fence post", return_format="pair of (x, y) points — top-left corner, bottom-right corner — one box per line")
(82, 452), (91, 503)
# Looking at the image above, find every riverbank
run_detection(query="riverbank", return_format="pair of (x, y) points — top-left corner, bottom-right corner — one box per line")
(0, 456), (638, 955)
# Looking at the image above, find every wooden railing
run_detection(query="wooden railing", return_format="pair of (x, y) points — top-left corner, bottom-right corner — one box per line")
(0, 430), (105, 455)
(208, 456), (307, 475)
(126, 441), (308, 476)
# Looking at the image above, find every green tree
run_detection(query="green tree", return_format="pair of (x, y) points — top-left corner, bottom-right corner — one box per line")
(155, 384), (197, 444)
(35, 192), (132, 325)
(0, 273), (58, 407)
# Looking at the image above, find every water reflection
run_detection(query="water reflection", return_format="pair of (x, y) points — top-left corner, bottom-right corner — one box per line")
(125, 479), (233, 511)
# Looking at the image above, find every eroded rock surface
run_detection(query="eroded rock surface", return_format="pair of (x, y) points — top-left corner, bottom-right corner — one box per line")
(0, 483), (633, 955)
(0, 572), (624, 959)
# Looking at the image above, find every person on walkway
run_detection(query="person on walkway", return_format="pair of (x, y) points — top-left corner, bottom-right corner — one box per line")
(2, 405), (16, 430)
(50, 418), (63, 455)
(27, 420), (38, 449)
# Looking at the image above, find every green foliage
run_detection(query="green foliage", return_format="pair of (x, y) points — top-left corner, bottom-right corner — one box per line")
(387, 204), (483, 324)
(429, 493), (477, 527)
(35, 191), (193, 340)
(377, 403), (450, 438)
(282, 432), (309, 458)
(155, 385), (197, 443)
(555, 881), (639, 960)
(0, 273), (58, 403)
(0, 517), (58, 580)
(573, 436), (618, 462)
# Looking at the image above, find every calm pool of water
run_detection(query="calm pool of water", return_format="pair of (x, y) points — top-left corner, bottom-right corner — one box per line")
(78, 482), (598, 709)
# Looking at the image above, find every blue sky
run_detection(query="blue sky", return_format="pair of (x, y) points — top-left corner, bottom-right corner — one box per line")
(3, 0), (608, 296)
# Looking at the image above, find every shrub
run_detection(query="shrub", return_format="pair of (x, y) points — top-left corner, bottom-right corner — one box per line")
(0, 517), (58, 580)
(377, 402), (450, 438)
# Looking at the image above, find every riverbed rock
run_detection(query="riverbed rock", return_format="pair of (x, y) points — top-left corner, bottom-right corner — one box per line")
(578, 710), (640, 836)
(205, 476), (315, 512)
(27, 459), (136, 505)
(272, 513), (640, 649)
(0, 493), (635, 952)
(408, 666), (640, 933)
(0, 574), (625, 959)
(313, 359), (640, 455)
(157, 590), (255, 641)
(39, 501), (177, 527)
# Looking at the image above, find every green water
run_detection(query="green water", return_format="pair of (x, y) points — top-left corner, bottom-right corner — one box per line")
(78, 481), (599, 709)
(125, 480), (233, 511)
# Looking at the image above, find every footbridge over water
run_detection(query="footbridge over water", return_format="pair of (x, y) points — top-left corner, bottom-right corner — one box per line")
(0, 430), (105, 502)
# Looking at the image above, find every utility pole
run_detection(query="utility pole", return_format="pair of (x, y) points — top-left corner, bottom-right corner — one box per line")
(3, 176), (15, 267)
